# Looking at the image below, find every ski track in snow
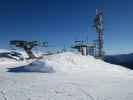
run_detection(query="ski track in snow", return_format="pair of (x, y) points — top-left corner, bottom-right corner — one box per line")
(0, 73), (133, 100)
(0, 78), (96, 100)
(0, 52), (133, 100)
(54, 82), (96, 100)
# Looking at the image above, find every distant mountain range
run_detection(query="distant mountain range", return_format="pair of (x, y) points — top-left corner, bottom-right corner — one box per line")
(104, 53), (133, 69)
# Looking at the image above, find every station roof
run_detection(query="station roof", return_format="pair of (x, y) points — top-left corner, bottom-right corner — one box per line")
(71, 41), (96, 48)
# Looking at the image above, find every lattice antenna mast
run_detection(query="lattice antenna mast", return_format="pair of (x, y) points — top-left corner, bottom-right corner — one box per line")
(94, 9), (104, 58)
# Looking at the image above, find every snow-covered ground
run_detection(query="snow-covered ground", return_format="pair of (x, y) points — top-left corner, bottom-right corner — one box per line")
(0, 52), (133, 100)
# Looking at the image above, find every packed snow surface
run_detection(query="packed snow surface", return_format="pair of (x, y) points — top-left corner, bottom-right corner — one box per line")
(0, 52), (133, 100)
(41, 52), (131, 73)
(8, 52), (131, 74)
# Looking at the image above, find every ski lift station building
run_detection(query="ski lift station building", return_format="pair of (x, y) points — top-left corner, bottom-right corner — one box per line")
(71, 41), (96, 56)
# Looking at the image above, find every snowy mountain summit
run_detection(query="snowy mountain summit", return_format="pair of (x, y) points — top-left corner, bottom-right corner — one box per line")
(0, 52), (133, 100)
(7, 52), (131, 74)
(41, 52), (131, 73)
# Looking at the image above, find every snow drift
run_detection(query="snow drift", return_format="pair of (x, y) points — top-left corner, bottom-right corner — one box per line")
(8, 52), (131, 74)
(1, 52), (133, 100)
(8, 60), (54, 73)
(40, 52), (131, 73)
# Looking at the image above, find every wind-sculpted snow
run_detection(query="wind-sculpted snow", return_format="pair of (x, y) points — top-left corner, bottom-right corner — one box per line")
(8, 52), (133, 74)
(40, 52), (131, 73)
(7, 52), (131, 73)
(0, 52), (133, 100)
(8, 60), (55, 73)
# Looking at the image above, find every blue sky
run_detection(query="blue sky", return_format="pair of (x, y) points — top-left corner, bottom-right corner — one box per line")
(0, 0), (133, 54)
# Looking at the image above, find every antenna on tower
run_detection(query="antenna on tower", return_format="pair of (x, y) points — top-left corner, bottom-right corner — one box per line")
(94, 9), (104, 58)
